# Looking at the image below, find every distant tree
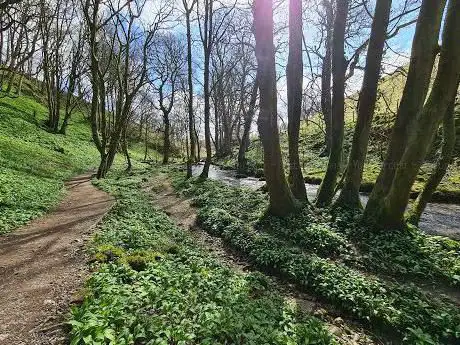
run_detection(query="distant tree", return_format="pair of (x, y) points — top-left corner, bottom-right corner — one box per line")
(151, 34), (185, 165)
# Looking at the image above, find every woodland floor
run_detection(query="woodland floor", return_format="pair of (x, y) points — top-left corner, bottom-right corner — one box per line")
(144, 174), (379, 344)
(0, 173), (114, 345)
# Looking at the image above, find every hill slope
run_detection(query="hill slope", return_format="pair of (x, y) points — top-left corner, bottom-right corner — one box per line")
(0, 90), (100, 234)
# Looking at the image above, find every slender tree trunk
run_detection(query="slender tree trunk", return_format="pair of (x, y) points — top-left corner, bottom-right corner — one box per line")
(237, 75), (259, 174)
(364, 0), (447, 220)
(254, 0), (299, 216)
(315, 0), (349, 207)
(185, 8), (196, 165)
(319, 0), (333, 157)
(407, 92), (458, 225)
(335, 0), (392, 209)
(200, 0), (212, 179)
(144, 120), (149, 161)
(374, 0), (460, 228)
(286, 0), (307, 201)
(163, 113), (171, 164)
(122, 125), (132, 172)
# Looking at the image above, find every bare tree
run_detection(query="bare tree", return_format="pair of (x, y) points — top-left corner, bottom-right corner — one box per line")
(151, 33), (185, 164)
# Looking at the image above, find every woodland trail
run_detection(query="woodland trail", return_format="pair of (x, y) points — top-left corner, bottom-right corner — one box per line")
(0, 174), (114, 345)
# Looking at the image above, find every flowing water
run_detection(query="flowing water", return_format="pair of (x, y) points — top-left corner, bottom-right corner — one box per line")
(192, 164), (460, 239)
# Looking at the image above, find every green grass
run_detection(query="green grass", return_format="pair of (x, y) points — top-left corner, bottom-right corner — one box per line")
(0, 91), (101, 233)
(69, 167), (338, 345)
(171, 169), (460, 344)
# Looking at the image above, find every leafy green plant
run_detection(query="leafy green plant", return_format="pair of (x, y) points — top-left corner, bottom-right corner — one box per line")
(69, 169), (338, 345)
(173, 174), (460, 344)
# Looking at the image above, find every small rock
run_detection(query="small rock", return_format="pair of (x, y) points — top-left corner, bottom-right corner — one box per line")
(327, 325), (343, 336)
(333, 317), (344, 325)
(44, 299), (56, 306)
(313, 308), (327, 317)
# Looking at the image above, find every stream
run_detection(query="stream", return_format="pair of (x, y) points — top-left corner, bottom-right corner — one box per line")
(192, 164), (460, 240)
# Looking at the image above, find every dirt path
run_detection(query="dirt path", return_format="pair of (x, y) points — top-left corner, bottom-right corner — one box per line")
(0, 174), (114, 345)
(145, 175), (379, 345)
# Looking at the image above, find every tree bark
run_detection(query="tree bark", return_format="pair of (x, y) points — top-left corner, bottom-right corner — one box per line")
(407, 91), (458, 226)
(286, 0), (307, 201)
(254, 0), (299, 216)
(200, 0), (213, 179)
(373, 0), (460, 228)
(364, 0), (447, 220)
(335, 0), (392, 209)
(315, 0), (349, 207)
(184, 5), (196, 168)
(162, 113), (171, 164)
(319, 0), (333, 157)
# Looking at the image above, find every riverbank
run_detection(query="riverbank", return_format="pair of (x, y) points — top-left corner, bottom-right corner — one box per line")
(199, 163), (460, 239)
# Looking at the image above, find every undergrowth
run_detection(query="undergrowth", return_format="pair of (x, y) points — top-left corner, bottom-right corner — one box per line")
(69, 168), (338, 345)
(0, 92), (99, 233)
(171, 169), (460, 344)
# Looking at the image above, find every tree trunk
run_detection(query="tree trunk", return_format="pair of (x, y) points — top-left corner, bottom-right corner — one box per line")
(407, 92), (458, 225)
(200, 0), (212, 179)
(122, 125), (132, 172)
(315, 0), (349, 207)
(335, 0), (392, 209)
(185, 9), (196, 164)
(364, 0), (447, 220)
(254, 0), (299, 216)
(162, 113), (170, 164)
(373, 0), (460, 228)
(286, 0), (307, 201)
(237, 75), (259, 175)
(319, 0), (333, 157)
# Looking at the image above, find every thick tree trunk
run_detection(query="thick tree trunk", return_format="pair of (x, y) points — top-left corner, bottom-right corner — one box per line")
(319, 0), (333, 157)
(407, 93), (458, 225)
(335, 0), (392, 209)
(162, 113), (171, 164)
(315, 0), (348, 207)
(286, 0), (307, 201)
(364, 0), (447, 220)
(237, 75), (259, 175)
(373, 0), (460, 228)
(254, 0), (298, 216)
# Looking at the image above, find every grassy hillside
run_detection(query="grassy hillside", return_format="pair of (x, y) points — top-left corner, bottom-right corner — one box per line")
(0, 88), (101, 234)
(218, 68), (460, 199)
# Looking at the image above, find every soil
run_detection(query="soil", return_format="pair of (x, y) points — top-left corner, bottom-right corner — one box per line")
(145, 174), (382, 345)
(0, 174), (114, 345)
